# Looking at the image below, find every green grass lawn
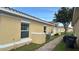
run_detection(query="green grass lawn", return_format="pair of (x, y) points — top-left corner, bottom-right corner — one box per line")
(53, 32), (79, 51)
(46, 35), (59, 43)
(53, 41), (79, 51)
(53, 41), (65, 51)
(11, 43), (43, 51)
(11, 35), (59, 51)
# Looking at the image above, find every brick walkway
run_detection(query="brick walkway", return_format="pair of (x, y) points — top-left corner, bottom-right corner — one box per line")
(35, 36), (63, 51)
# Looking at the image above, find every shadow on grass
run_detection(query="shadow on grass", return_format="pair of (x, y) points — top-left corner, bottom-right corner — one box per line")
(53, 41), (79, 51)
(11, 43), (43, 51)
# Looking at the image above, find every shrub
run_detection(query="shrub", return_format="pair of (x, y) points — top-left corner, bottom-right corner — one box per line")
(46, 33), (52, 43)
(61, 32), (65, 35)
(54, 33), (59, 36)
(65, 32), (74, 36)
(46, 33), (51, 40)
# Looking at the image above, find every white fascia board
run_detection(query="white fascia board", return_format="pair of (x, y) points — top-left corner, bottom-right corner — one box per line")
(0, 8), (51, 25)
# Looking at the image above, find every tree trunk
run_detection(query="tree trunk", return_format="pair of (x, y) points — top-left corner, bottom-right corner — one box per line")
(64, 27), (67, 34)
(64, 24), (68, 35)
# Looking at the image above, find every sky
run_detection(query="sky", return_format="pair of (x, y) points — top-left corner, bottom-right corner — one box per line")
(13, 7), (73, 27)
(13, 7), (60, 22)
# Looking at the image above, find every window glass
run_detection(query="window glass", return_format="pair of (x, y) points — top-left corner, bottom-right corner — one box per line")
(21, 31), (29, 38)
(21, 23), (29, 30)
(44, 26), (46, 33)
(21, 22), (29, 38)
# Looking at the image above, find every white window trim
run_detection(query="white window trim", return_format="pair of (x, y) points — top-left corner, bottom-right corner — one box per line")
(21, 21), (29, 38)
(21, 30), (29, 32)
(21, 20), (30, 23)
(21, 22), (29, 31)
(44, 25), (47, 26)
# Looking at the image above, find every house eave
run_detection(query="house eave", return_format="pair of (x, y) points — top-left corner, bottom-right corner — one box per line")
(0, 7), (53, 26)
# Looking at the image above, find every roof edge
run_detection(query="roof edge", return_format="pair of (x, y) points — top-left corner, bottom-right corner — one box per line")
(0, 7), (53, 26)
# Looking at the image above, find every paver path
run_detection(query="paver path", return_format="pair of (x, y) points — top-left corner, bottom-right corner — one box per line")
(35, 35), (64, 51)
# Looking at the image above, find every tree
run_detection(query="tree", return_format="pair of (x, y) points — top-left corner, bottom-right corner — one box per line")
(53, 7), (74, 34)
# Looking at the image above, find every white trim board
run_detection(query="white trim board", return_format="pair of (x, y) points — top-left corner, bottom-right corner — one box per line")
(31, 32), (52, 35)
(21, 20), (30, 23)
(31, 32), (45, 34)
(0, 38), (32, 48)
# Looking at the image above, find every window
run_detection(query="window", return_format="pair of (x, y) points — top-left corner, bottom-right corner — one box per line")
(44, 26), (47, 33)
(21, 23), (29, 38)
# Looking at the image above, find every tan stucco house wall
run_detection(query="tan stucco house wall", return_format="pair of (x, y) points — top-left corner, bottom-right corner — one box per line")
(0, 14), (21, 44)
(29, 20), (46, 44)
(0, 7), (53, 50)
(53, 26), (65, 35)
(29, 20), (53, 44)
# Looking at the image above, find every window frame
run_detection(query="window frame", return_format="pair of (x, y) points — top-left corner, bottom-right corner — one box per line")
(21, 22), (29, 38)
(44, 25), (47, 33)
